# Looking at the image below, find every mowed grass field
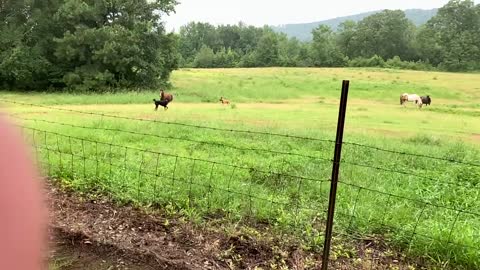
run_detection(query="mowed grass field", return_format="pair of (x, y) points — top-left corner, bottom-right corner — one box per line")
(1, 68), (480, 268)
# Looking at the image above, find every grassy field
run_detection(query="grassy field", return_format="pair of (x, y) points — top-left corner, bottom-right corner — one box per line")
(1, 68), (480, 268)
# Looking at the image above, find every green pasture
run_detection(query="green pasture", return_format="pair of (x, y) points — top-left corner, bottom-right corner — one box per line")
(1, 68), (480, 269)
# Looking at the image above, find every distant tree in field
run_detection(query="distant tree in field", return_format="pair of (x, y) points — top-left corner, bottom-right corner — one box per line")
(417, 0), (480, 71)
(214, 47), (239, 68)
(310, 25), (346, 67)
(336, 20), (358, 59)
(0, 0), (178, 90)
(347, 10), (416, 60)
(254, 29), (280, 66)
(278, 35), (304, 67)
(216, 25), (241, 52)
(178, 22), (219, 64)
(193, 45), (215, 68)
(237, 24), (265, 54)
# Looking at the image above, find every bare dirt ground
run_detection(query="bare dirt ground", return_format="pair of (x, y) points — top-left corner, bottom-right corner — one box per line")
(47, 181), (427, 269)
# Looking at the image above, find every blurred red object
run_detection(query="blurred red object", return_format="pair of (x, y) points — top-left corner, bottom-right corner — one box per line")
(0, 115), (46, 270)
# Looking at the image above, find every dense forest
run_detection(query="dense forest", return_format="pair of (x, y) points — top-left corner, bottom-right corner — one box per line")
(0, 0), (479, 90)
(179, 0), (480, 72)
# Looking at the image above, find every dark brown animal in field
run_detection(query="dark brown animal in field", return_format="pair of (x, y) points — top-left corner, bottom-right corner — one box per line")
(420, 95), (431, 106)
(219, 97), (230, 105)
(160, 89), (174, 102)
(153, 99), (170, 111)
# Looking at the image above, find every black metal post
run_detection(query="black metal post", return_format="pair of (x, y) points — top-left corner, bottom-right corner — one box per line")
(321, 80), (350, 270)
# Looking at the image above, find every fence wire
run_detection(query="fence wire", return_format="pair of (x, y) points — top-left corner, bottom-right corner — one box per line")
(8, 114), (332, 163)
(0, 99), (334, 143)
(19, 125), (332, 232)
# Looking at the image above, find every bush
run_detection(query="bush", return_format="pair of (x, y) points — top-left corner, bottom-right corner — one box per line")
(348, 55), (385, 67)
(347, 55), (435, 71)
(193, 45), (215, 68)
(385, 56), (435, 70)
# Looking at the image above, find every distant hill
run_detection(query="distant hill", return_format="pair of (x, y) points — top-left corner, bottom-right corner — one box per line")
(272, 9), (438, 41)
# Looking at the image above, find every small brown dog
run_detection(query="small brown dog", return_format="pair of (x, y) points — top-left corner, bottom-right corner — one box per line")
(219, 97), (230, 105)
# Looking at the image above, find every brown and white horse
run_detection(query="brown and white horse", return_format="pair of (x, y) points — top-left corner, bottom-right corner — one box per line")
(400, 93), (423, 108)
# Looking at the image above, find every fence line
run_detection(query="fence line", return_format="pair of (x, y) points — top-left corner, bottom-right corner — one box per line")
(34, 142), (295, 208)
(331, 210), (479, 255)
(332, 209), (479, 251)
(21, 125), (331, 227)
(3, 98), (477, 168)
(343, 141), (480, 168)
(0, 99), (334, 143)
(340, 160), (474, 190)
(9, 115), (333, 163)
(19, 125), (330, 185)
(338, 179), (480, 219)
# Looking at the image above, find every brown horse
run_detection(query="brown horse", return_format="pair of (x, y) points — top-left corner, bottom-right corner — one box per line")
(420, 95), (431, 106)
(160, 89), (174, 102)
(219, 97), (230, 105)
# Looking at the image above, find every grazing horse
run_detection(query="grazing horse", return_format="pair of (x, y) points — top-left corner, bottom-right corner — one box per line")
(219, 97), (230, 105)
(160, 89), (174, 102)
(400, 93), (423, 108)
(420, 95), (431, 106)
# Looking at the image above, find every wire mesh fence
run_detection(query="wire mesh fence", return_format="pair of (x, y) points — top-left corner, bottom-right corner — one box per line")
(2, 97), (480, 269)
(19, 125), (334, 235)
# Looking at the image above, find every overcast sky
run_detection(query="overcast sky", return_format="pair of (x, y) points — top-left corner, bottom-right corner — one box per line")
(164, 0), (478, 31)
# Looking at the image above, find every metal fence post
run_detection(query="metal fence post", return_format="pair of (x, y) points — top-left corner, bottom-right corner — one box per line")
(321, 80), (350, 270)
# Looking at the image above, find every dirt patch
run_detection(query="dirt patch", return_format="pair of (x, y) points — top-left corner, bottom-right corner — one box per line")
(472, 134), (480, 142)
(49, 229), (159, 270)
(47, 183), (223, 269)
(46, 181), (428, 269)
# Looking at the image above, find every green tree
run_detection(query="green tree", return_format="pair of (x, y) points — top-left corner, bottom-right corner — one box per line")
(236, 23), (264, 54)
(310, 25), (346, 67)
(254, 29), (279, 66)
(214, 47), (239, 68)
(217, 25), (241, 52)
(0, 0), (56, 89)
(417, 0), (480, 70)
(336, 20), (358, 58)
(278, 35), (303, 67)
(193, 45), (215, 68)
(178, 22), (218, 64)
(1, 0), (178, 90)
(351, 10), (416, 60)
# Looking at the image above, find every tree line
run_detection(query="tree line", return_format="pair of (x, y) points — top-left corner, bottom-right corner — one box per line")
(179, 0), (480, 72)
(0, 0), (479, 91)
